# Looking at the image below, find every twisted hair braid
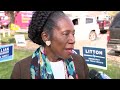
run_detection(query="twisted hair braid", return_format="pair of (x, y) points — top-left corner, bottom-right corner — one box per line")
(28, 11), (65, 46)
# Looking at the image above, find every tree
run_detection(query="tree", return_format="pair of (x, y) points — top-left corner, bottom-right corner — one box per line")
(5, 11), (20, 24)
(5, 11), (15, 24)
(107, 11), (120, 17)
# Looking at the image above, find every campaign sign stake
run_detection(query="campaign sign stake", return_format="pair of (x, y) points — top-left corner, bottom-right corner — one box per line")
(0, 44), (14, 63)
(83, 46), (107, 70)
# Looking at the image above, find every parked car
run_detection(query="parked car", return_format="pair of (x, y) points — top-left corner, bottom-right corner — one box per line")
(70, 16), (100, 41)
(97, 19), (111, 31)
(108, 12), (120, 55)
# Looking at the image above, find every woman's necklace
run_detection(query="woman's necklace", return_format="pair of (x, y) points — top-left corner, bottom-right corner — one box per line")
(63, 62), (69, 79)
(63, 61), (74, 79)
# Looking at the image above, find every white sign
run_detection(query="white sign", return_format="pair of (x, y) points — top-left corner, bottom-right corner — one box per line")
(14, 34), (26, 46)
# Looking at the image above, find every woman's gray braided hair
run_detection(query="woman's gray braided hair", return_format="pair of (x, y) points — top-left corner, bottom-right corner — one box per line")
(28, 11), (65, 46)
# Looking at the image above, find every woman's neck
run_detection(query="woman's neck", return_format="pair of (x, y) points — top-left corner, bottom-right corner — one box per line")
(44, 46), (63, 62)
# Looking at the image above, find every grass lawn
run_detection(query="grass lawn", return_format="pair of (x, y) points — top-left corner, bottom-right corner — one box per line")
(89, 60), (120, 79)
(0, 49), (33, 79)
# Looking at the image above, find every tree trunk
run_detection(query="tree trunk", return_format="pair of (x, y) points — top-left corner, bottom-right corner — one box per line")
(9, 11), (15, 24)
(108, 11), (120, 17)
(5, 11), (15, 24)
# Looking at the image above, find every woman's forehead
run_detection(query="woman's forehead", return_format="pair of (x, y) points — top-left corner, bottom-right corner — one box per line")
(55, 17), (74, 31)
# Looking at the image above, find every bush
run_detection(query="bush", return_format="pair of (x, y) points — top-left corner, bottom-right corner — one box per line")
(9, 23), (20, 31)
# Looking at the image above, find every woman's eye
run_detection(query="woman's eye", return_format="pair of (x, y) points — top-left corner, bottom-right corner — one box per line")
(73, 32), (75, 35)
(63, 32), (69, 35)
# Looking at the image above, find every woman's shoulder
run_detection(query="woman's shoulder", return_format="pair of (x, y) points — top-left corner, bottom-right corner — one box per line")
(71, 53), (89, 79)
(72, 53), (85, 62)
(71, 53), (87, 67)
(11, 55), (33, 79)
(15, 55), (32, 66)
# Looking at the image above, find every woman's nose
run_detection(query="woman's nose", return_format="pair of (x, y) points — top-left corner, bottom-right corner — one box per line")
(69, 34), (75, 44)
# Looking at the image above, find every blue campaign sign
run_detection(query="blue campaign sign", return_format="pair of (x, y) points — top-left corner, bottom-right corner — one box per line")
(0, 44), (14, 63)
(83, 46), (107, 70)
(73, 49), (80, 55)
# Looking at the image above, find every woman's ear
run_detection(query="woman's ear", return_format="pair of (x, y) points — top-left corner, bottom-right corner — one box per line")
(41, 31), (49, 42)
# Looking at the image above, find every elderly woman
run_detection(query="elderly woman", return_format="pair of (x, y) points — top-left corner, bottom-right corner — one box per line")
(11, 11), (89, 79)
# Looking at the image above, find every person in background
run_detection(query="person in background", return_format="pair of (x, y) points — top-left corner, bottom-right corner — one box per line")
(11, 11), (89, 79)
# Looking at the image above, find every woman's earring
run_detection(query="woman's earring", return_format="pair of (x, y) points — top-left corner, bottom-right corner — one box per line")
(45, 41), (51, 46)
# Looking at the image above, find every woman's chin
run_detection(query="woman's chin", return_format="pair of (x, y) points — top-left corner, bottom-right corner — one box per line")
(62, 55), (72, 60)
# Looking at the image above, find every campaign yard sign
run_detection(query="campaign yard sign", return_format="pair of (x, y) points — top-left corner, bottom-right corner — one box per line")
(83, 46), (107, 70)
(14, 34), (26, 46)
(73, 49), (80, 55)
(0, 44), (14, 63)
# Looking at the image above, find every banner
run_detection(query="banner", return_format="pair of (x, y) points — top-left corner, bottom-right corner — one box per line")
(21, 11), (33, 28)
(0, 44), (14, 63)
(83, 46), (107, 70)
(14, 11), (33, 29)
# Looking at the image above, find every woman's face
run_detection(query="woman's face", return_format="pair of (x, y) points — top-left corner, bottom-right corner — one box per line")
(50, 16), (75, 59)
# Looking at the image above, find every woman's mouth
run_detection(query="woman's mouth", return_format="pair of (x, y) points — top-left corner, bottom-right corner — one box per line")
(65, 48), (73, 54)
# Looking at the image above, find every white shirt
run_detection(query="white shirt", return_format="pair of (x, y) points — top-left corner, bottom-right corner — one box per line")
(50, 60), (65, 79)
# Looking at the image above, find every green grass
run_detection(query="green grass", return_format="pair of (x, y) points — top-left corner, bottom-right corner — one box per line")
(0, 49), (32, 79)
(89, 60), (120, 79)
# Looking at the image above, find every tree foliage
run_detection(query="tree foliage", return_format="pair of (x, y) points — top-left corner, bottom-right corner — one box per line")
(5, 11), (20, 24)
(107, 11), (120, 17)
(5, 11), (14, 24)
